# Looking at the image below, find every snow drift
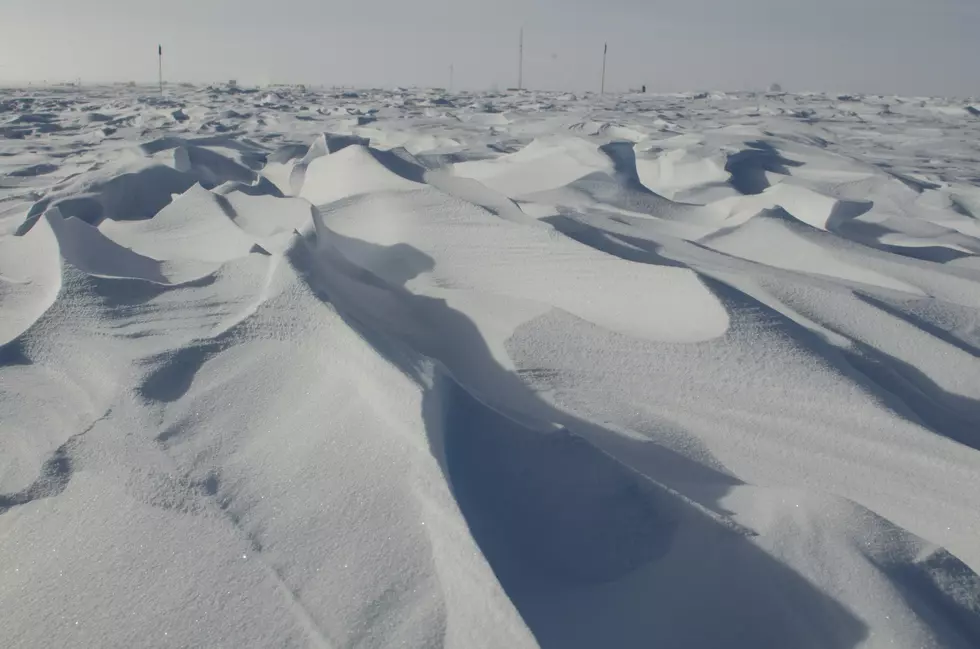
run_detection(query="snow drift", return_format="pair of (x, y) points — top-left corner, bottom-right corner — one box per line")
(1, 85), (980, 649)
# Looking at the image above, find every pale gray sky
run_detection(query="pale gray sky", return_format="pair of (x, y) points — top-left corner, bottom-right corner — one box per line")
(1, 0), (977, 95)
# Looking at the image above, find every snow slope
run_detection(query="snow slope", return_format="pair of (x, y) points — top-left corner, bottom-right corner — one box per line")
(2, 84), (980, 649)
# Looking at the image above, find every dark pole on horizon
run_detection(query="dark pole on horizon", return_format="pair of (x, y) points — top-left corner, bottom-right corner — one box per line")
(601, 43), (608, 95)
(158, 45), (163, 94)
(518, 28), (524, 90)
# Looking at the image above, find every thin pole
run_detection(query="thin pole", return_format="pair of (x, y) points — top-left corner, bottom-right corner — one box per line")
(158, 45), (163, 94)
(601, 42), (607, 95)
(518, 28), (524, 90)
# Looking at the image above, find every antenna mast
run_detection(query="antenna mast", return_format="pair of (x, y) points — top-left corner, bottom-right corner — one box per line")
(518, 28), (524, 90)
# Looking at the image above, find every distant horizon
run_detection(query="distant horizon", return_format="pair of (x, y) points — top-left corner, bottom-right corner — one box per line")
(2, 0), (978, 97)
(1, 79), (976, 101)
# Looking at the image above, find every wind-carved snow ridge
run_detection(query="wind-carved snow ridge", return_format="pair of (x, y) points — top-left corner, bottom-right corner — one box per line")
(1, 85), (980, 649)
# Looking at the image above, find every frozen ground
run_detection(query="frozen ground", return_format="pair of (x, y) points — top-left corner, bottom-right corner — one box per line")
(2, 84), (980, 648)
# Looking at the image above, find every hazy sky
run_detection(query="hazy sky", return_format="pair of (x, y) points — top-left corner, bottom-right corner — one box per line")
(1, 0), (977, 95)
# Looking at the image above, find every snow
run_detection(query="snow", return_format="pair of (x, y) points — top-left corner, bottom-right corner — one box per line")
(2, 84), (980, 649)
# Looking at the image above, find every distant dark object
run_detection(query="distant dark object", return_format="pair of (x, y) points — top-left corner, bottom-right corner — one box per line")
(769, 82), (783, 93)
(791, 108), (817, 119)
(642, 85), (646, 93)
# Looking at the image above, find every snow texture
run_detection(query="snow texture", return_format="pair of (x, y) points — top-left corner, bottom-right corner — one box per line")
(2, 84), (980, 649)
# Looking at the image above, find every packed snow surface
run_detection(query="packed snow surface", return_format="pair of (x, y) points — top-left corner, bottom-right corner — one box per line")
(2, 84), (980, 648)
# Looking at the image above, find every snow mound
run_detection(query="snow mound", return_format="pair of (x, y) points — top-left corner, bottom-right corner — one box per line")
(264, 132), (371, 196)
(99, 184), (261, 263)
(0, 217), (62, 345)
(702, 208), (926, 294)
(319, 188), (730, 344)
(635, 146), (734, 201)
(452, 137), (614, 196)
(300, 145), (423, 206)
(47, 210), (216, 283)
